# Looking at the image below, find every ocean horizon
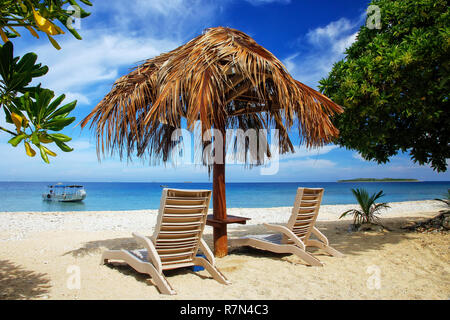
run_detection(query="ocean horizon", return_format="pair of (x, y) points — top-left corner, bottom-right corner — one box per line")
(0, 181), (449, 212)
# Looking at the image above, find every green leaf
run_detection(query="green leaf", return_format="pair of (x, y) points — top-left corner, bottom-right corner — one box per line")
(16, 52), (38, 74)
(39, 144), (50, 164)
(48, 133), (72, 142)
(0, 42), (49, 96)
(47, 100), (76, 119)
(4, 107), (12, 124)
(0, 41), (13, 81)
(44, 117), (76, 131)
(339, 209), (356, 219)
(8, 133), (27, 147)
(80, 0), (93, 6)
(30, 64), (48, 78)
(43, 94), (66, 119)
(31, 131), (40, 145)
(46, 34), (61, 50)
(54, 139), (74, 152)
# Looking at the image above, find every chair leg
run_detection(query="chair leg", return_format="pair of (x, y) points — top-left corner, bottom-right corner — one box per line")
(100, 250), (120, 265)
(192, 257), (231, 285)
(100, 250), (176, 295)
(322, 245), (344, 257)
(306, 240), (344, 257)
(143, 265), (176, 295)
(288, 246), (324, 267)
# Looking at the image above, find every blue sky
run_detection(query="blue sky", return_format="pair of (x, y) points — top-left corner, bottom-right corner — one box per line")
(0, 0), (448, 182)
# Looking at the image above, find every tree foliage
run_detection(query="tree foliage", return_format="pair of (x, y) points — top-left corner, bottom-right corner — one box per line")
(0, 0), (92, 49)
(319, 0), (449, 172)
(0, 1), (91, 163)
(0, 42), (75, 162)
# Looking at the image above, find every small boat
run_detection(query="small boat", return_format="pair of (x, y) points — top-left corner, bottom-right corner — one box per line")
(42, 184), (86, 202)
(160, 184), (169, 188)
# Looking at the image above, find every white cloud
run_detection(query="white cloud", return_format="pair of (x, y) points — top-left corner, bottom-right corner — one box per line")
(21, 32), (178, 105)
(306, 18), (355, 46)
(16, 0), (227, 107)
(280, 145), (338, 160)
(282, 158), (336, 169)
(283, 17), (362, 88)
(64, 92), (90, 105)
(352, 152), (365, 161)
(94, 0), (222, 39)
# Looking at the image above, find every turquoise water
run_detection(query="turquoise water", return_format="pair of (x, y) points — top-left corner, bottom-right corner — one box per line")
(0, 181), (449, 212)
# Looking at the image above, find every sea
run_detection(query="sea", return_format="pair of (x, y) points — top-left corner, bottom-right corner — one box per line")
(0, 181), (449, 212)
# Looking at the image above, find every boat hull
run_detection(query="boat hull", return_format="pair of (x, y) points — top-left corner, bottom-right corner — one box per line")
(42, 192), (86, 202)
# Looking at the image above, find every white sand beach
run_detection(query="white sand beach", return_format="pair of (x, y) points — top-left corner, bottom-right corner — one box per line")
(0, 200), (449, 300)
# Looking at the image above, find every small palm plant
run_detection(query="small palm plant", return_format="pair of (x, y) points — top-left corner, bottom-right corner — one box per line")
(434, 189), (450, 207)
(340, 188), (390, 227)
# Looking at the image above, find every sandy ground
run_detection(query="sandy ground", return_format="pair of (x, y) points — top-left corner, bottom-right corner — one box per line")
(0, 200), (449, 300)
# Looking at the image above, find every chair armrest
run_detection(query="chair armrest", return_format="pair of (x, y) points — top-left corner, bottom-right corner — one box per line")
(198, 238), (216, 266)
(263, 223), (306, 250)
(132, 232), (163, 273)
(311, 227), (329, 245)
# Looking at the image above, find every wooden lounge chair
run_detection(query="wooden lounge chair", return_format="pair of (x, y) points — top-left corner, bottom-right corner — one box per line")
(101, 188), (230, 295)
(230, 187), (343, 266)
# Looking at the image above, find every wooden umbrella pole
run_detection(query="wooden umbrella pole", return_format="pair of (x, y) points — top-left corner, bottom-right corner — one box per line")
(213, 123), (228, 257)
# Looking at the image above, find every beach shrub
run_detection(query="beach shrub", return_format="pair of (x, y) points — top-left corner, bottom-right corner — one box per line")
(339, 188), (390, 227)
(0, 0), (92, 163)
(319, 0), (450, 172)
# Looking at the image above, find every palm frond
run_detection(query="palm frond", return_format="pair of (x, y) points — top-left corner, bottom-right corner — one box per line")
(339, 209), (360, 219)
(343, 188), (390, 226)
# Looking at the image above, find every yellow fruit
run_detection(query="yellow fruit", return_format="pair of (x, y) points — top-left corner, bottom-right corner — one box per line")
(11, 112), (23, 133)
(25, 142), (36, 157)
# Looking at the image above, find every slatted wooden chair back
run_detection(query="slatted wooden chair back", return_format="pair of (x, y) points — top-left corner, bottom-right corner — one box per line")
(151, 188), (212, 270)
(283, 188), (324, 244)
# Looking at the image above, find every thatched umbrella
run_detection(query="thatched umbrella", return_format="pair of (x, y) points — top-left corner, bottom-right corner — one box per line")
(81, 27), (343, 257)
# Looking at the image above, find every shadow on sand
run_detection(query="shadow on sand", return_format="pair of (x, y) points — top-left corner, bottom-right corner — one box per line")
(0, 260), (51, 299)
(62, 216), (429, 280)
(62, 236), (210, 285)
(225, 217), (422, 259)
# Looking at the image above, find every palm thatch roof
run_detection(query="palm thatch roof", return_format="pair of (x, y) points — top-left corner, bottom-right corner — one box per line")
(81, 27), (343, 165)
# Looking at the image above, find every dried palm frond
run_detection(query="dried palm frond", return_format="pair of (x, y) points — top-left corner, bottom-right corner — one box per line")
(81, 27), (343, 166)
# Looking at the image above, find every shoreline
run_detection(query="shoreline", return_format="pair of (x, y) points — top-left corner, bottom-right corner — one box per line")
(0, 200), (445, 241)
(0, 199), (443, 215)
(337, 181), (421, 183)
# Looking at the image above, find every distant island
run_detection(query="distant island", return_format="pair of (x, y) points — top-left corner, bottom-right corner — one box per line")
(338, 178), (419, 182)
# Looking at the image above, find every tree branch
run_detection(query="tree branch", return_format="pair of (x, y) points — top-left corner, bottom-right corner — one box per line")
(0, 126), (16, 136)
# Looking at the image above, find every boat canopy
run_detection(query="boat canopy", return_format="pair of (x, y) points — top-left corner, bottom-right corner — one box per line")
(48, 185), (84, 188)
